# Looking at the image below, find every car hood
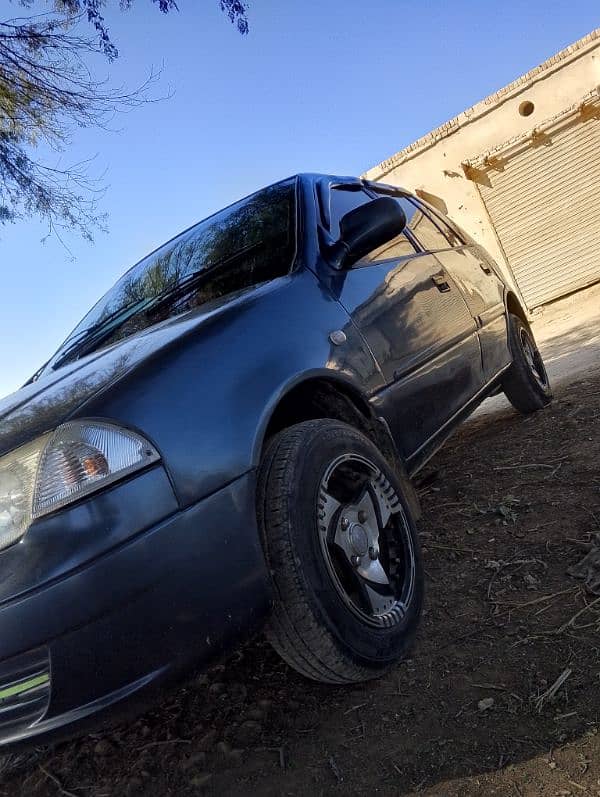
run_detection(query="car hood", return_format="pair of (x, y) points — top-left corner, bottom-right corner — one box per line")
(0, 281), (279, 458)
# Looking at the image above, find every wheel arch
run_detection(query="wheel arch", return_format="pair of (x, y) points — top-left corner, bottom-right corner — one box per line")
(505, 291), (530, 327)
(255, 373), (421, 519)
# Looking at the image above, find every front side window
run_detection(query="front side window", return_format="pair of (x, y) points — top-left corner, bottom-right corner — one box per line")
(368, 187), (461, 253)
(329, 186), (372, 237)
(48, 180), (296, 370)
(330, 187), (418, 263)
(363, 191), (419, 262)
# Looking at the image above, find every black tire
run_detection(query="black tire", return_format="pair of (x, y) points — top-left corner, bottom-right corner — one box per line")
(257, 419), (424, 684)
(502, 312), (552, 414)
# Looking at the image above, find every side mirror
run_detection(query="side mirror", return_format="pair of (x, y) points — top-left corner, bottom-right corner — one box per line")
(327, 196), (407, 270)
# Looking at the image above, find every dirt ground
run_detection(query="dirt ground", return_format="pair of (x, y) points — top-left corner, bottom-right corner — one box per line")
(2, 296), (600, 796)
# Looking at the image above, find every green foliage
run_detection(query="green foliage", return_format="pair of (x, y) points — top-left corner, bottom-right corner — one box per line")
(0, 1), (249, 238)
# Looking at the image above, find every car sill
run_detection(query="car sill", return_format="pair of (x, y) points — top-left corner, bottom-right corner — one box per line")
(406, 364), (512, 476)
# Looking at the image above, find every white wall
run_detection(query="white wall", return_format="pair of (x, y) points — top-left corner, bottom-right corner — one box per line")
(363, 32), (600, 304)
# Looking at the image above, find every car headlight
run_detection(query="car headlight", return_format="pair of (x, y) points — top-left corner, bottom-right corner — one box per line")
(0, 421), (160, 552)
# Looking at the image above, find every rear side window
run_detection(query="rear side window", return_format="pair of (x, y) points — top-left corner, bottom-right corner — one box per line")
(421, 204), (464, 247)
(402, 199), (453, 252)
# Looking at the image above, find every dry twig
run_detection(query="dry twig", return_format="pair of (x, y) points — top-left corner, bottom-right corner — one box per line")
(534, 668), (572, 713)
(556, 595), (600, 633)
(38, 766), (78, 797)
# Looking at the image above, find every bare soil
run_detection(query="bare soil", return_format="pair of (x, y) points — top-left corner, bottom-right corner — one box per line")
(2, 367), (600, 797)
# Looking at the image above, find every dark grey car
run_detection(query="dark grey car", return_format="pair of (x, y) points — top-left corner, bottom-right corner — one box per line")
(0, 174), (551, 748)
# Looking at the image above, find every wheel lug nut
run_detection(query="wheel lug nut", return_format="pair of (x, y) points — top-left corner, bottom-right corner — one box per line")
(358, 510), (367, 523)
(351, 555), (361, 567)
(369, 546), (379, 560)
(341, 517), (350, 530)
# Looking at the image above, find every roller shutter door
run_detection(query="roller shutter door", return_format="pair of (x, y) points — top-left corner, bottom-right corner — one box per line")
(478, 117), (600, 309)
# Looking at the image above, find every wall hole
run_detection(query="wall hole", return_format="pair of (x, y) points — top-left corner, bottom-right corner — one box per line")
(519, 100), (535, 117)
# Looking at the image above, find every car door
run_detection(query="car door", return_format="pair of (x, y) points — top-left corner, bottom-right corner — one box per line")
(415, 200), (511, 380)
(322, 184), (483, 462)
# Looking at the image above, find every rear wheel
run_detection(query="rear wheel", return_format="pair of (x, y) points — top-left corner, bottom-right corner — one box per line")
(257, 419), (423, 684)
(502, 312), (552, 413)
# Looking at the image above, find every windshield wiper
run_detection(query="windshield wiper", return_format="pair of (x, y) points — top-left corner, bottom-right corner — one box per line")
(52, 297), (155, 370)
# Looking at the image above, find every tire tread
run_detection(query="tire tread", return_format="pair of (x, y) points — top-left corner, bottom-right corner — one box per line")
(502, 313), (552, 414)
(258, 420), (418, 684)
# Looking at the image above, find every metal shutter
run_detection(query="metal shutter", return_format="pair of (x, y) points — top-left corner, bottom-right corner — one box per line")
(478, 117), (600, 309)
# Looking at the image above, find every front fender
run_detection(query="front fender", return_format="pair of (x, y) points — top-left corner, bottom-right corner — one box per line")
(74, 269), (384, 508)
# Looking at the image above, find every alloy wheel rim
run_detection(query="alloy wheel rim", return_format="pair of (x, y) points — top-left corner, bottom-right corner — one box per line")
(316, 453), (415, 628)
(519, 327), (548, 388)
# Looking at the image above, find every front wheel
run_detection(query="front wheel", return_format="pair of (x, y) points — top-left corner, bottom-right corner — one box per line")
(502, 312), (552, 414)
(257, 419), (424, 684)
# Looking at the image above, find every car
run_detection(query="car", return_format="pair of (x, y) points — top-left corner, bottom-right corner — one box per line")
(0, 173), (552, 749)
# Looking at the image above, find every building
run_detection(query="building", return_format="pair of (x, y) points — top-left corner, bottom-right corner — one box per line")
(362, 29), (600, 311)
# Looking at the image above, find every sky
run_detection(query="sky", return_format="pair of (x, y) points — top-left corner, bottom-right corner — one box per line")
(0, 0), (598, 397)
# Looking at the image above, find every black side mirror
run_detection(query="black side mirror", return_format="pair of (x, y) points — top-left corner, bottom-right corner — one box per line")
(327, 197), (407, 270)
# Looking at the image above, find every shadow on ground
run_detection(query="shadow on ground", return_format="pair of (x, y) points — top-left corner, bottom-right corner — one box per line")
(542, 320), (600, 380)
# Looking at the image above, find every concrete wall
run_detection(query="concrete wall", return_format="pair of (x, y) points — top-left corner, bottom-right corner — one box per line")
(362, 30), (600, 303)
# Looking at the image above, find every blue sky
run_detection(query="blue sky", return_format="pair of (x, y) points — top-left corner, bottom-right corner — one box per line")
(1, 0), (597, 397)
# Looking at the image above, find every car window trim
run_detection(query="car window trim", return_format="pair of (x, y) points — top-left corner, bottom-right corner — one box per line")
(409, 197), (467, 249)
(406, 197), (455, 250)
(423, 204), (467, 247)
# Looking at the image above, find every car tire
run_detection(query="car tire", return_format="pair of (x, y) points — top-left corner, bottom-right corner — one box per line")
(502, 312), (552, 414)
(257, 419), (424, 684)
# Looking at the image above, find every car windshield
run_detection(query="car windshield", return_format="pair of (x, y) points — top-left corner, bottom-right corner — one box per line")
(46, 179), (296, 371)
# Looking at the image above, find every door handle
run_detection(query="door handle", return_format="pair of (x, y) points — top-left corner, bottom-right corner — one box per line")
(432, 274), (451, 292)
(479, 261), (493, 275)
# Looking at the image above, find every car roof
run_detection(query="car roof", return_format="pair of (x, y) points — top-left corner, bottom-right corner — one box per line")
(296, 173), (412, 200)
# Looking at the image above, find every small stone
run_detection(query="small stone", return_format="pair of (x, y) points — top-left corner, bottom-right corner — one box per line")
(524, 572), (540, 590)
(93, 739), (115, 757)
(190, 773), (213, 790)
(197, 729), (217, 751)
(478, 697), (494, 712)
(257, 699), (273, 712)
(245, 708), (264, 721)
(182, 752), (207, 770)
(208, 682), (226, 696)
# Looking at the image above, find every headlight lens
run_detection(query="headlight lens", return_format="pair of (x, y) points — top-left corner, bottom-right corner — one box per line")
(0, 421), (159, 552)
(0, 438), (48, 551)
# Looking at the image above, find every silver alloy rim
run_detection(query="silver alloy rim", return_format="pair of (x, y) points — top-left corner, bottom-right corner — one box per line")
(519, 327), (548, 388)
(316, 453), (416, 628)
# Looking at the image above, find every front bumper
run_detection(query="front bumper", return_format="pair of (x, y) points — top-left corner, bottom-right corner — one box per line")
(0, 468), (272, 749)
